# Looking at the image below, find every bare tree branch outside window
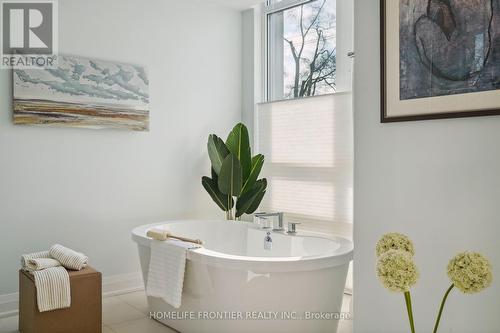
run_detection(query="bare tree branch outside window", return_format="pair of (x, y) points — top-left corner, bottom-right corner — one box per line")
(282, 0), (336, 99)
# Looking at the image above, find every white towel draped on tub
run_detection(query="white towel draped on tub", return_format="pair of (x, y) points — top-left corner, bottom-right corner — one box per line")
(49, 244), (88, 270)
(33, 266), (71, 312)
(146, 240), (201, 308)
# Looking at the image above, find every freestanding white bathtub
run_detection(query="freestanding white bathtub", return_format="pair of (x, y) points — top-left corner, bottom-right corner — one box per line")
(131, 220), (353, 333)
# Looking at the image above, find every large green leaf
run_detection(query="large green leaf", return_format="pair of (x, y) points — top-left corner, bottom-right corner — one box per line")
(202, 176), (234, 211)
(241, 154), (264, 194)
(226, 123), (251, 181)
(211, 167), (218, 180)
(218, 153), (242, 197)
(236, 179), (267, 217)
(245, 189), (266, 215)
(207, 134), (229, 175)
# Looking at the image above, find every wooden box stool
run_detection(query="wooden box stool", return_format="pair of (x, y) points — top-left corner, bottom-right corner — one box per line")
(19, 266), (102, 333)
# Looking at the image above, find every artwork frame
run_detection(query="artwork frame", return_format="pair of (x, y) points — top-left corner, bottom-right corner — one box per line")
(13, 55), (150, 131)
(381, 0), (500, 123)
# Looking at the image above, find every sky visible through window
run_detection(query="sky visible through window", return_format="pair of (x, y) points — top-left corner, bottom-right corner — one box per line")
(281, 0), (336, 99)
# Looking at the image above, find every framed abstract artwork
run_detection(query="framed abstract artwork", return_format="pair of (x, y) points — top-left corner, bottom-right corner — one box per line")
(381, 0), (500, 122)
(13, 55), (149, 131)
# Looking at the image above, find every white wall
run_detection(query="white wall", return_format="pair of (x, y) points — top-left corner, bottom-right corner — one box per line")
(242, 8), (255, 138)
(0, 0), (242, 294)
(353, 0), (500, 332)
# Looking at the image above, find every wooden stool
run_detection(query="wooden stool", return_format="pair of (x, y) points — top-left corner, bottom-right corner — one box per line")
(19, 266), (102, 333)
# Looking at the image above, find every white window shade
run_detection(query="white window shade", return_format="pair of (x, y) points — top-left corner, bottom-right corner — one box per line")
(256, 93), (353, 239)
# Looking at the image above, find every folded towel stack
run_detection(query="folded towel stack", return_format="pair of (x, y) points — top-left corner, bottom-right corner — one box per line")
(26, 258), (62, 272)
(21, 245), (88, 312)
(21, 251), (51, 271)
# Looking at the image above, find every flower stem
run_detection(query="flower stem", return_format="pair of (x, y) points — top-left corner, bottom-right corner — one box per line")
(433, 284), (454, 333)
(404, 291), (416, 333)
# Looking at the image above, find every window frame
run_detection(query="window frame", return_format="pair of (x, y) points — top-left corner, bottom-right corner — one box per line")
(260, 0), (353, 103)
(262, 0), (314, 15)
(261, 0), (316, 102)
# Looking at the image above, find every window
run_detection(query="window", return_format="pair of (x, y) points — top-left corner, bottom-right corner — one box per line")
(256, 0), (353, 290)
(257, 0), (354, 238)
(256, 93), (353, 239)
(265, 0), (339, 101)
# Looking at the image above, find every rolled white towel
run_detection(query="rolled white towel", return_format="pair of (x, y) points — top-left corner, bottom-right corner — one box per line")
(21, 251), (51, 271)
(33, 266), (71, 312)
(26, 258), (61, 272)
(49, 244), (88, 271)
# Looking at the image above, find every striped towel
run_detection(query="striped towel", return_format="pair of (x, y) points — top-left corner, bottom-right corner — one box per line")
(33, 267), (71, 312)
(49, 244), (88, 270)
(21, 251), (51, 271)
(25, 258), (61, 272)
(146, 239), (201, 308)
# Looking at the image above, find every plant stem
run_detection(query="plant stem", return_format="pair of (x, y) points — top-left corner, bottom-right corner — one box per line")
(226, 204), (234, 220)
(404, 291), (416, 333)
(433, 284), (454, 333)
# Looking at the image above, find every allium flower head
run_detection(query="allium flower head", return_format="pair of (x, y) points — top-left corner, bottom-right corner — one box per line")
(376, 233), (415, 257)
(447, 252), (492, 294)
(377, 249), (419, 292)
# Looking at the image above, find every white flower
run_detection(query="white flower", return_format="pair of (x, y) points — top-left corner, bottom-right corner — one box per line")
(377, 249), (419, 292)
(376, 233), (415, 257)
(447, 252), (492, 294)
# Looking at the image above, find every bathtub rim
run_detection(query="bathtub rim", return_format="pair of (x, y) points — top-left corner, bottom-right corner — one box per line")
(132, 220), (353, 272)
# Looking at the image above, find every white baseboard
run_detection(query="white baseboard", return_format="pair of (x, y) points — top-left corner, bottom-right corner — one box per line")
(0, 271), (143, 319)
(0, 293), (18, 319)
(102, 271), (144, 297)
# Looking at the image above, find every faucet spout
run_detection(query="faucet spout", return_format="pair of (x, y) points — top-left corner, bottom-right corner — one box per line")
(254, 212), (284, 232)
(264, 232), (273, 250)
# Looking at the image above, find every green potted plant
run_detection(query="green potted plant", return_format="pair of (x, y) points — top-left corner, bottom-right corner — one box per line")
(201, 123), (267, 220)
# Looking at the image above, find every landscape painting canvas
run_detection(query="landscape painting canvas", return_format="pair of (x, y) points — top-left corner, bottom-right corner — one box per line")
(381, 0), (500, 122)
(13, 55), (149, 131)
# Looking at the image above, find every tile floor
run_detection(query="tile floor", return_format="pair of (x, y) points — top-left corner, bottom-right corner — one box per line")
(0, 291), (353, 333)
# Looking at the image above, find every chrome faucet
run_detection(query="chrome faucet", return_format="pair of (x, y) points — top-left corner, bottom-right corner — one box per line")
(254, 212), (284, 232)
(287, 222), (301, 235)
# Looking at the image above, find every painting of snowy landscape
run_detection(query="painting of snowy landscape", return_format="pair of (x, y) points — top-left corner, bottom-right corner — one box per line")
(13, 55), (149, 131)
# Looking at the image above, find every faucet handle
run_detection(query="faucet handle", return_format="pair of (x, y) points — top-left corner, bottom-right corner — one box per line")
(287, 222), (301, 234)
(273, 212), (285, 232)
